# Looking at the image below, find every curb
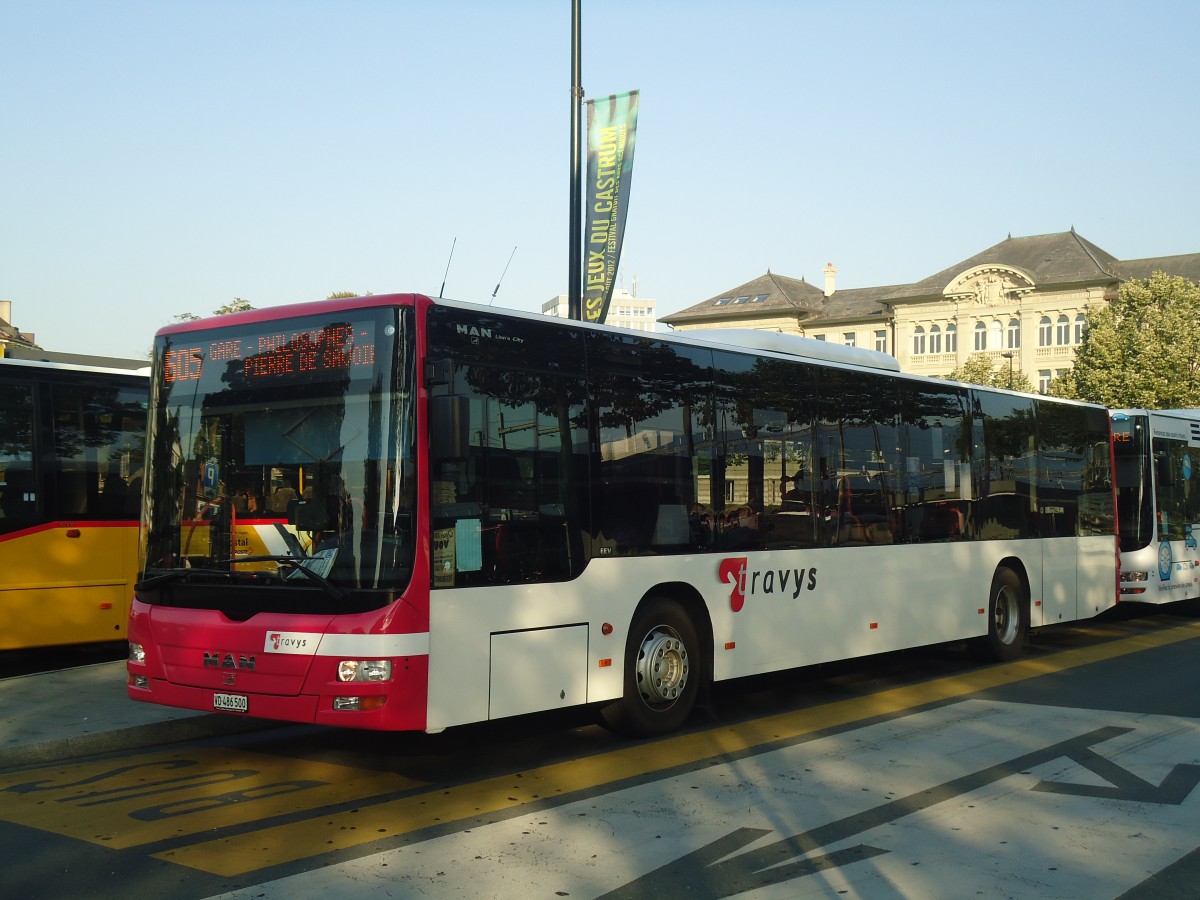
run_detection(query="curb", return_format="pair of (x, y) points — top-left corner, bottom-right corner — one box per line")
(0, 714), (282, 769)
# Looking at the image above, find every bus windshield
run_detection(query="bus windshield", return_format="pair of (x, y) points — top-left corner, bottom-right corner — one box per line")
(140, 307), (416, 610)
(1111, 413), (1155, 553)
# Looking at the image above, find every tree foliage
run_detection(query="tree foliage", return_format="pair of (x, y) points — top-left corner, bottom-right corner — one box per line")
(1051, 272), (1200, 407)
(213, 297), (255, 315)
(943, 353), (1034, 392)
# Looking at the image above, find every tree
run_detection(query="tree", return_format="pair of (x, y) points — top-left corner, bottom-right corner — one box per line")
(170, 298), (254, 321)
(943, 354), (1034, 392)
(327, 291), (372, 300)
(1051, 272), (1200, 407)
(213, 298), (255, 315)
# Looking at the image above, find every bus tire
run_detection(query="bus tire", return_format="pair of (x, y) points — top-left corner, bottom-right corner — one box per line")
(601, 597), (700, 737)
(975, 566), (1027, 662)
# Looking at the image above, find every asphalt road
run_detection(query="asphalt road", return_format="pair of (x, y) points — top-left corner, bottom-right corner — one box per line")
(1, 605), (1197, 899)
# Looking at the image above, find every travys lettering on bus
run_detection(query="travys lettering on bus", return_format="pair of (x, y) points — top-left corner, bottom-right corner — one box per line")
(162, 320), (377, 385)
(719, 556), (818, 612)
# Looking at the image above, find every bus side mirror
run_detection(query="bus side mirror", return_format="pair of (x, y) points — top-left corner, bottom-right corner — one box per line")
(431, 395), (469, 461)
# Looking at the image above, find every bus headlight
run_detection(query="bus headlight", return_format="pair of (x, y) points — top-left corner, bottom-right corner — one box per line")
(337, 660), (392, 682)
(1120, 571), (1149, 582)
(129, 642), (146, 663)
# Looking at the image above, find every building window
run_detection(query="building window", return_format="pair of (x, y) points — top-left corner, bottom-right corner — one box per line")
(1056, 315), (1070, 345)
(913, 326), (926, 355)
(946, 323), (957, 353)
(874, 329), (887, 353)
(1007, 318), (1020, 349)
(843, 332), (856, 348)
(929, 325), (942, 354)
(1074, 313), (1087, 343)
(974, 322), (986, 352)
(1038, 370), (1052, 393)
(1039, 316), (1053, 347)
(813, 334), (826, 342)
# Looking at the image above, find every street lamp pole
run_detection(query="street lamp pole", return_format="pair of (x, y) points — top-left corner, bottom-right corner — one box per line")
(567, 0), (583, 320)
(1001, 350), (1015, 389)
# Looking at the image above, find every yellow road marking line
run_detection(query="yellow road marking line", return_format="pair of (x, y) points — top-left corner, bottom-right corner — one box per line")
(158, 620), (1200, 877)
(0, 749), (427, 849)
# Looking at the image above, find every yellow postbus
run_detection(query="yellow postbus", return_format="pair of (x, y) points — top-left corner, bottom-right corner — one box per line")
(0, 353), (148, 650)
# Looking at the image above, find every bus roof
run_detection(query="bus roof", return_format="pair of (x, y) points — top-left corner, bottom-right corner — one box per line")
(679, 328), (901, 372)
(0, 354), (150, 378)
(1112, 408), (1200, 420)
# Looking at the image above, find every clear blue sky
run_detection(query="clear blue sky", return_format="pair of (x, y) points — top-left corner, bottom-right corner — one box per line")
(4, 0), (1197, 360)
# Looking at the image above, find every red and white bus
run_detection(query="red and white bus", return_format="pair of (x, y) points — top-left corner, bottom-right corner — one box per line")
(128, 294), (1118, 736)
(1112, 408), (1200, 611)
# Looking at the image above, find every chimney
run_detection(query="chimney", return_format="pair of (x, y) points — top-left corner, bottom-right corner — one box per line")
(0, 300), (11, 325)
(823, 263), (838, 298)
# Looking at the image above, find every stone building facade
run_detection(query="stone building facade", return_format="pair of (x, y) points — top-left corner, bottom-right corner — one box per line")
(660, 230), (1200, 392)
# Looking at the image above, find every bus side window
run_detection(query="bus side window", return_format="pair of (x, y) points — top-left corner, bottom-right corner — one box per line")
(429, 364), (587, 585)
(0, 383), (37, 523)
(50, 382), (147, 520)
(590, 333), (713, 557)
(1, 466), (35, 518)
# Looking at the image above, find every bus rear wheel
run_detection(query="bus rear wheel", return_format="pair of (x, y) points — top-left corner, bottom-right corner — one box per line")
(602, 597), (700, 737)
(976, 566), (1027, 662)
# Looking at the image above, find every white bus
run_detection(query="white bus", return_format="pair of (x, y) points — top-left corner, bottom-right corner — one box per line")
(1112, 408), (1200, 611)
(128, 294), (1118, 737)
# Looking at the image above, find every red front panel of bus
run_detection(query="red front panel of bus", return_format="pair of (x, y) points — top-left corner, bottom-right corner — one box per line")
(127, 598), (431, 730)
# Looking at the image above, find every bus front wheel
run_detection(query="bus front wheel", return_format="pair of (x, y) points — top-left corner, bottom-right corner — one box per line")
(601, 597), (700, 737)
(976, 566), (1027, 662)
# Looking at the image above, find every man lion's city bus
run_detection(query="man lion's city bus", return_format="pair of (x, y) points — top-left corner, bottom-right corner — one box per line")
(1112, 408), (1200, 613)
(1, 354), (148, 650)
(127, 294), (1118, 736)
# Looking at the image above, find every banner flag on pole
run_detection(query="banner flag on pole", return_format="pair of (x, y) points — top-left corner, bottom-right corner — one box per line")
(583, 90), (639, 324)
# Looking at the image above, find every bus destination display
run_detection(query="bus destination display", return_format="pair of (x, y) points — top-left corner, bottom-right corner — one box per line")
(163, 320), (377, 385)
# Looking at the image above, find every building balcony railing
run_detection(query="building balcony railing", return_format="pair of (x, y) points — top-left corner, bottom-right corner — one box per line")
(1035, 345), (1075, 360)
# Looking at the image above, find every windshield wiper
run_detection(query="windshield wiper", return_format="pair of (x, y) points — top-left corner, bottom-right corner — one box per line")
(222, 555), (349, 602)
(135, 567), (234, 592)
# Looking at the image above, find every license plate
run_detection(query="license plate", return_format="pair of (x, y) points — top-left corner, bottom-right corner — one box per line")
(213, 692), (248, 713)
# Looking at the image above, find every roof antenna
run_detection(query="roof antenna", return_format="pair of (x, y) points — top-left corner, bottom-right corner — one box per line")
(438, 237), (456, 298)
(490, 246), (517, 305)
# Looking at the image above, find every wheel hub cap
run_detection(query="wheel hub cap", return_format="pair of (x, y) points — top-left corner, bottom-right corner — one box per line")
(637, 628), (689, 705)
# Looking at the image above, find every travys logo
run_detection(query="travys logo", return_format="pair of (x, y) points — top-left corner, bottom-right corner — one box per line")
(718, 556), (817, 612)
(263, 631), (319, 654)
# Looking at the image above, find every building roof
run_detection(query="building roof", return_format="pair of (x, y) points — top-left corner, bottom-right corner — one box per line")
(662, 230), (1199, 330)
(882, 230), (1120, 302)
(804, 284), (908, 326)
(659, 271), (824, 325)
(1109, 253), (1200, 283)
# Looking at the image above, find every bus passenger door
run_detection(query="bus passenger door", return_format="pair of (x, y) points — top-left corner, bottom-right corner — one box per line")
(42, 381), (146, 645)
